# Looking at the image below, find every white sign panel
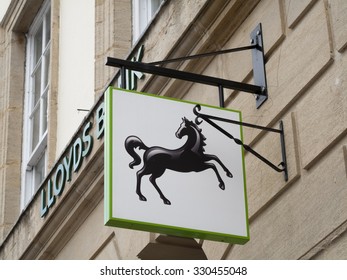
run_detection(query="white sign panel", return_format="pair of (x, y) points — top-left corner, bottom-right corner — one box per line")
(105, 87), (249, 244)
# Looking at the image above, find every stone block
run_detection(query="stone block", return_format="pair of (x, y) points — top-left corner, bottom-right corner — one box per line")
(202, 239), (230, 260)
(3, 162), (20, 202)
(94, 0), (131, 94)
(285, 0), (317, 28)
(0, 166), (4, 214)
(296, 52), (347, 169)
(91, 232), (121, 259)
(312, 224), (347, 259)
(112, 228), (150, 260)
(222, 0), (284, 58)
(0, 117), (4, 167)
(300, 218), (347, 259)
(329, 0), (347, 52)
(140, 0), (206, 67)
(226, 142), (347, 259)
(138, 0), (207, 83)
(54, 198), (149, 260)
(4, 107), (22, 163)
(8, 33), (25, 109)
(93, 237), (120, 259)
(55, 200), (110, 259)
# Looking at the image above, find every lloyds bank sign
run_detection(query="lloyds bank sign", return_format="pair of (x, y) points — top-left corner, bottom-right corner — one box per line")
(40, 102), (105, 217)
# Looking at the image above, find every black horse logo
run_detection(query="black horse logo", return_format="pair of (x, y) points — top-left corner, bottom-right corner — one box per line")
(124, 117), (233, 205)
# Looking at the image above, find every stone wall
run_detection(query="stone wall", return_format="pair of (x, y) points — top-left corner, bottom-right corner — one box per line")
(52, 0), (347, 260)
(192, 0), (347, 259)
(88, 0), (346, 259)
(0, 16), (25, 243)
(94, 0), (132, 96)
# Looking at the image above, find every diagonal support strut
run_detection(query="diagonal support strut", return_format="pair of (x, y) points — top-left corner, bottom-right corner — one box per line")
(193, 105), (288, 181)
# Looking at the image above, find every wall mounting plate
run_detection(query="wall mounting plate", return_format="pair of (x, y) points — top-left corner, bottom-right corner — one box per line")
(250, 23), (268, 109)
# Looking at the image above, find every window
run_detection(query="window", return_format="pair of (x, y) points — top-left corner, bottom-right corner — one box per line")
(132, 0), (164, 43)
(21, 1), (51, 208)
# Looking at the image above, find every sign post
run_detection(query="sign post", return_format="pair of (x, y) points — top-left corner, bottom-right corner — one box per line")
(104, 87), (249, 244)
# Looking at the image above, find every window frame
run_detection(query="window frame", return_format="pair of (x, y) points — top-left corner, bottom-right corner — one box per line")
(21, 1), (51, 209)
(132, 0), (163, 43)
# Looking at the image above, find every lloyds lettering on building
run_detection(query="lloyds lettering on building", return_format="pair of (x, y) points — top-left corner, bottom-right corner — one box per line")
(40, 102), (105, 217)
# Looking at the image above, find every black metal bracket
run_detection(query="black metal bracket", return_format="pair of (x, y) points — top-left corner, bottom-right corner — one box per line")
(193, 105), (288, 181)
(107, 57), (265, 95)
(250, 24), (268, 108)
(106, 23), (268, 109)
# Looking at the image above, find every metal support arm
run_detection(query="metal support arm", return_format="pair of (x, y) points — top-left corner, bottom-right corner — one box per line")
(106, 24), (268, 108)
(193, 105), (288, 181)
(106, 57), (265, 95)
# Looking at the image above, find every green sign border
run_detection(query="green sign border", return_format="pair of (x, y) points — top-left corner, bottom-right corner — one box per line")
(104, 87), (249, 244)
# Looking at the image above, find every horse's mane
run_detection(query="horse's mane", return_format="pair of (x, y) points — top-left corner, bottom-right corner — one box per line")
(184, 118), (207, 153)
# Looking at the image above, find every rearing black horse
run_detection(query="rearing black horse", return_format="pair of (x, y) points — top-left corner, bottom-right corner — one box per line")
(124, 117), (233, 205)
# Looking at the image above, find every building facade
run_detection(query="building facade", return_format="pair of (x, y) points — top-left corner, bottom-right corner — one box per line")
(0, 0), (346, 259)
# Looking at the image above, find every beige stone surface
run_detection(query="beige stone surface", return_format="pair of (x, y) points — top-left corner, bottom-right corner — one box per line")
(301, 218), (347, 259)
(228, 0), (332, 146)
(285, 0), (317, 28)
(47, 0), (59, 169)
(92, 232), (120, 259)
(313, 228), (347, 259)
(329, 0), (347, 52)
(56, 201), (110, 259)
(222, 0), (285, 81)
(94, 0), (131, 94)
(93, 235), (120, 260)
(56, 200), (149, 259)
(0, 31), (23, 243)
(227, 140), (347, 259)
(297, 51), (347, 169)
(56, 202), (150, 260)
(141, 0), (207, 65)
(202, 239), (230, 260)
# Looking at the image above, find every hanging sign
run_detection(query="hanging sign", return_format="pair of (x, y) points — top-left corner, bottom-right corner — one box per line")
(104, 87), (249, 244)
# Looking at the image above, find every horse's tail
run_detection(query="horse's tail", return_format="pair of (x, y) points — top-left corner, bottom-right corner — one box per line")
(124, 136), (148, 169)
